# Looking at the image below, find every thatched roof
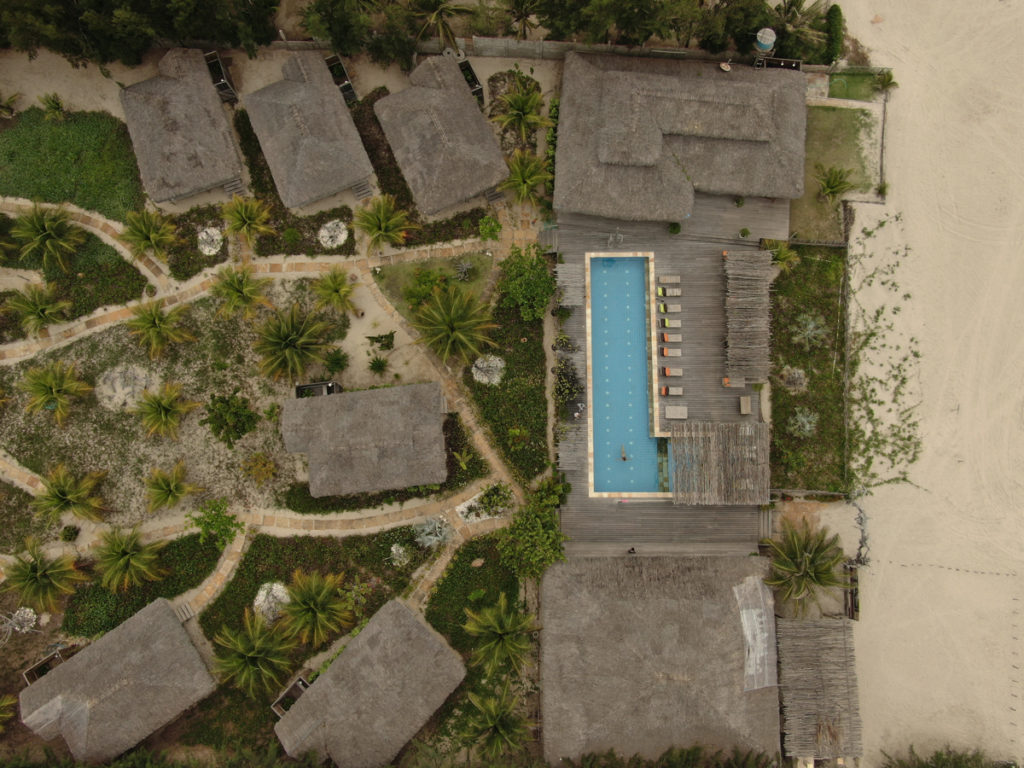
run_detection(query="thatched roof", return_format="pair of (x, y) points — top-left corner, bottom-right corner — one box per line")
(244, 53), (374, 209)
(374, 57), (506, 215)
(19, 598), (215, 764)
(777, 619), (863, 759)
(541, 557), (780, 763)
(281, 382), (447, 497)
(275, 600), (465, 767)
(725, 250), (774, 381)
(553, 53), (806, 221)
(120, 48), (243, 202)
(670, 421), (770, 506)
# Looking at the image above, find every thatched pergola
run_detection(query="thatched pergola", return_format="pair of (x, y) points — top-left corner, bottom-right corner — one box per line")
(724, 249), (774, 382)
(275, 600), (465, 768)
(777, 618), (863, 759)
(670, 421), (770, 506)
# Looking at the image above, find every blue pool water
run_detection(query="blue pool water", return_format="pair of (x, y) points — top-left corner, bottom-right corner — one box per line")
(590, 257), (663, 492)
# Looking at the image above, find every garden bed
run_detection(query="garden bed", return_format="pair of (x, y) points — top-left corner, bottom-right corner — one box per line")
(166, 204), (230, 282)
(0, 479), (50, 554)
(373, 252), (494, 323)
(828, 72), (878, 101)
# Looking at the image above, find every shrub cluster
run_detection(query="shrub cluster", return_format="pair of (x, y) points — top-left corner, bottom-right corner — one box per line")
(544, 96), (560, 197)
(166, 204), (229, 282)
(825, 5), (845, 64)
(497, 474), (569, 580)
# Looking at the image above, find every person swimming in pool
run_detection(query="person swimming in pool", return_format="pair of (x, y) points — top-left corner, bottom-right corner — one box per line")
(621, 444), (628, 461)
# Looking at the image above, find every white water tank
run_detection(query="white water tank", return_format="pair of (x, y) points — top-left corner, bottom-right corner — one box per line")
(755, 28), (777, 53)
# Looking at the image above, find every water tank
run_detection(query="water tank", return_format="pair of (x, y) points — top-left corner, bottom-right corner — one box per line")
(754, 28), (777, 53)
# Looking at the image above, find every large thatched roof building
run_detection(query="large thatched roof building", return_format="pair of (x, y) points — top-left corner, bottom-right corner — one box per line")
(374, 57), (506, 216)
(19, 598), (216, 764)
(121, 48), (243, 202)
(281, 382), (447, 497)
(275, 600), (465, 767)
(244, 53), (374, 209)
(553, 52), (806, 221)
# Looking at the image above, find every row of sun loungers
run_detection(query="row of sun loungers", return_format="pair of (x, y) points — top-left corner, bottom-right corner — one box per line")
(657, 277), (687, 419)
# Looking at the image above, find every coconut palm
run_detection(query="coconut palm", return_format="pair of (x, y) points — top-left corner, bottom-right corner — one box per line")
(463, 592), (538, 677)
(764, 239), (801, 275)
(133, 382), (200, 439)
(214, 609), (296, 698)
(498, 150), (551, 207)
(409, 0), (471, 50)
(211, 265), (272, 317)
(222, 196), (274, 248)
(501, 0), (539, 40)
(94, 527), (167, 592)
(11, 205), (86, 273)
(814, 164), (856, 205)
(874, 69), (898, 94)
(38, 92), (66, 122)
(312, 268), (357, 315)
(462, 684), (532, 761)
(279, 570), (356, 646)
(768, 0), (826, 49)
(255, 305), (330, 381)
(5, 283), (71, 335)
(31, 464), (106, 524)
(19, 360), (92, 426)
(761, 518), (849, 615)
(492, 87), (552, 144)
(0, 91), (20, 119)
(353, 195), (417, 257)
(1, 539), (88, 613)
(126, 302), (194, 359)
(121, 209), (178, 261)
(413, 286), (496, 363)
(146, 460), (201, 513)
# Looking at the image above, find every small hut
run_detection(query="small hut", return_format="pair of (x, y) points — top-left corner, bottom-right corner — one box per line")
(724, 249), (774, 382)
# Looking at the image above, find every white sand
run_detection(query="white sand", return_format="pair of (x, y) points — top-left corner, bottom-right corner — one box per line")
(839, 0), (1024, 763)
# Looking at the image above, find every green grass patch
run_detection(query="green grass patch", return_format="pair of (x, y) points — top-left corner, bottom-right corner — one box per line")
(0, 108), (144, 222)
(176, 686), (279, 753)
(0, 479), (52, 555)
(828, 72), (878, 101)
(62, 533), (222, 636)
(770, 246), (848, 492)
(374, 252), (494, 323)
(465, 301), (549, 481)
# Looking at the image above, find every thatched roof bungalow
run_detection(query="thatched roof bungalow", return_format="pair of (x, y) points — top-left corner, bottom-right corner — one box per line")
(374, 57), (506, 216)
(670, 421), (770, 506)
(281, 382), (447, 497)
(120, 48), (243, 203)
(553, 52), (806, 221)
(244, 53), (374, 209)
(19, 598), (216, 764)
(275, 600), (465, 767)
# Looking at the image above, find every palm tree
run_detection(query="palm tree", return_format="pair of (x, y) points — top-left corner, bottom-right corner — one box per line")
(413, 286), (496, 363)
(146, 460), (201, 513)
(502, 0), (539, 40)
(121, 209), (178, 261)
(38, 92), (66, 122)
(222, 196), (274, 249)
(462, 684), (531, 762)
(31, 464), (106, 524)
(126, 302), (194, 359)
(214, 609), (296, 698)
(1, 538), (88, 612)
(255, 305), (330, 381)
(5, 283), (71, 335)
(874, 69), (898, 94)
(492, 87), (552, 144)
(11, 205), (86, 273)
(761, 518), (849, 615)
(94, 527), (167, 592)
(498, 150), (551, 207)
(768, 0), (826, 49)
(19, 360), (92, 426)
(133, 382), (200, 439)
(462, 592), (538, 677)
(409, 0), (471, 51)
(312, 268), (357, 315)
(279, 570), (356, 646)
(814, 164), (856, 205)
(764, 239), (801, 275)
(211, 265), (272, 318)
(353, 195), (417, 257)
(0, 91), (20, 119)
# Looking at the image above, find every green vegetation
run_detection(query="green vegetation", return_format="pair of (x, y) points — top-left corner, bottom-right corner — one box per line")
(0, 479), (50, 554)
(762, 518), (849, 615)
(63, 533), (221, 636)
(815, 164), (857, 205)
(770, 245), (847, 491)
(126, 302), (195, 359)
(498, 243), (556, 322)
(882, 748), (996, 768)
(223, 195), (274, 249)
(94, 526), (167, 592)
(463, 591), (538, 677)
(410, 0), (471, 51)
(0, 109), (143, 221)
(201, 391), (261, 449)
(31, 463), (105, 524)
(563, 746), (776, 768)
(492, 86), (552, 144)
(19, 360), (92, 426)
(874, 69), (899, 94)
(133, 381), (200, 439)
(279, 569), (356, 646)
(353, 194), (417, 256)
(828, 71), (877, 100)
(214, 609), (296, 698)
(1, 538), (88, 612)
(823, 3), (844, 63)
(145, 460), (201, 512)
(186, 497), (245, 549)
(374, 252), (493, 323)
(0, 693), (15, 733)
(211, 265), (272, 318)
(499, 150), (552, 207)
(414, 286), (497, 363)
(5, 283), (71, 335)
(121, 209), (178, 261)
(10, 205), (85, 273)
(166, 205), (229, 281)
(463, 683), (533, 761)
(255, 305), (330, 381)
(498, 475), (568, 579)
(312, 267), (358, 315)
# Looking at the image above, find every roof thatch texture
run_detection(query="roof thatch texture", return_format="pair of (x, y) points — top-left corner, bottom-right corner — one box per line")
(244, 53), (374, 209)
(120, 48), (243, 202)
(281, 382), (447, 497)
(724, 250), (773, 381)
(374, 57), (506, 215)
(275, 600), (465, 767)
(19, 598), (216, 764)
(670, 421), (770, 506)
(541, 557), (780, 763)
(553, 53), (806, 221)
(777, 619), (863, 759)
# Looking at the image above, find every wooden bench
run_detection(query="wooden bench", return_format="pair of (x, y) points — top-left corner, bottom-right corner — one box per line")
(660, 347), (681, 357)
(658, 275), (681, 284)
(739, 395), (752, 415)
(661, 367), (683, 377)
(665, 405), (688, 420)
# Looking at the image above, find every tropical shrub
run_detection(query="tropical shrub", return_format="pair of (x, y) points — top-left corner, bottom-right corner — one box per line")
(814, 163), (856, 204)
(414, 517), (453, 549)
(499, 150), (552, 207)
(462, 683), (532, 760)
(791, 312), (828, 350)
(214, 609), (295, 698)
(5, 283), (71, 335)
(201, 391), (260, 448)
(881, 747), (995, 768)
(368, 354), (389, 376)
(409, 0), (471, 50)
(38, 92), (65, 122)
(126, 302), (194, 359)
(0, 693), (16, 733)
(255, 305), (330, 380)
(31, 464), (106, 524)
(122, 209), (177, 261)
(353, 194), (417, 256)
(761, 518), (849, 614)
(146, 460), (201, 512)
(223, 195), (274, 248)
(94, 527), (167, 592)
(462, 592), (538, 677)
(492, 85), (552, 144)
(279, 570), (356, 646)
(497, 475), (568, 579)
(312, 268), (357, 314)
(478, 215), (502, 241)
(211, 265), (271, 317)
(186, 497), (245, 549)
(0, 91), (19, 119)
(19, 360), (92, 426)
(824, 4), (844, 63)
(875, 69), (899, 93)
(787, 406), (819, 438)
(498, 243), (555, 322)
(764, 239), (801, 274)
(1, 538), (87, 612)
(413, 286), (497, 363)
(11, 205), (85, 272)
(134, 382), (200, 439)
(241, 453), (278, 487)
(324, 349), (350, 375)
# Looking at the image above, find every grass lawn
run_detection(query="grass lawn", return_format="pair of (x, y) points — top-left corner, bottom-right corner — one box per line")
(0, 479), (51, 555)
(828, 72), (878, 101)
(374, 252), (494, 324)
(790, 107), (875, 242)
(0, 108), (144, 222)
(770, 246), (848, 492)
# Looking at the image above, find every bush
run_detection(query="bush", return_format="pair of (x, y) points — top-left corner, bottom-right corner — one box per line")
(241, 452), (277, 486)
(60, 525), (80, 542)
(186, 497), (245, 549)
(166, 205), (229, 281)
(201, 391), (260, 448)
(544, 97), (559, 197)
(825, 5), (844, 63)
(553, 358), (584, 418)
(497, 475), (568, 580)
(404, 208), (487, 248)
(668, 222), (681, 235)
(478, 215), (502, 242)
(498, 243), (556, 322)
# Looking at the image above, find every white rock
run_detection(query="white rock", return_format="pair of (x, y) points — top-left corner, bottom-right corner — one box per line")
(318, 220), (350, 249)
(471, 355), (506, 386)
(198, 227), (224, 256)
(254, 581), (291, 621)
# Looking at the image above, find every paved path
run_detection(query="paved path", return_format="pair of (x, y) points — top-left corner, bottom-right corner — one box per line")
(0, 448), (44, 494)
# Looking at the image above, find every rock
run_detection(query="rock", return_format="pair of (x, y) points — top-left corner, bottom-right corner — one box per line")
(471, 558), (485, 568)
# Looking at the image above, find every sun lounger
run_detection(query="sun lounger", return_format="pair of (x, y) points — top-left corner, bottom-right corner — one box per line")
(660, 347), (681, 357)
(659, 275), (681, 284)
(659, 303), (681, 314)
(739, 395), (752, 415)
(657, 286), (682, 297)
(660, 386), (684, 397)
(661, 367), (682, 377)
(661, 333), (682, 343)
(661, 319), (681, 329)
(665, 405), (688, 420)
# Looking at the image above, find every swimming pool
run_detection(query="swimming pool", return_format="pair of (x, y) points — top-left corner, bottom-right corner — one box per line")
(589, 256), (665, 493)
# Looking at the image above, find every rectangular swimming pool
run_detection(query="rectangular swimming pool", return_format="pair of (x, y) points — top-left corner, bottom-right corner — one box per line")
(589, 256), (666, 493)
